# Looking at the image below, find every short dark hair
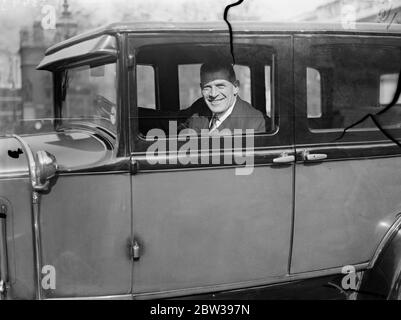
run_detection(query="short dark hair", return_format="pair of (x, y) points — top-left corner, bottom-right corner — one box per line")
(200, 59), (236, 84)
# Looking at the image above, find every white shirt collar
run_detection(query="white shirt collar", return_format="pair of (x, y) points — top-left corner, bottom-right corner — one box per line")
(209, 96), (237, 133)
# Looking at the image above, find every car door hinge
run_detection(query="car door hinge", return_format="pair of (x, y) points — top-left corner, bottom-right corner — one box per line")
(128, 238), (140, 261)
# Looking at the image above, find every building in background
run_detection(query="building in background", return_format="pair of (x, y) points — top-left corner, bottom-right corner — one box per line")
(0, 48), (22, 133)
(19, 0), (77, 127)
(0, 0), (78, 134)
(19, 21), (54, 122)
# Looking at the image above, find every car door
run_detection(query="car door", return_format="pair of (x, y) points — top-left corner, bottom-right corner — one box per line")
(27, 57), (133, 299)
(38, 158), (132, 298)
(128, 32), (295, 298)
(291, 34), (401, 273)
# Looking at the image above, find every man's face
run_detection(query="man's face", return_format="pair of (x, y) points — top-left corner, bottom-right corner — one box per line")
(201, 71), (239, 114)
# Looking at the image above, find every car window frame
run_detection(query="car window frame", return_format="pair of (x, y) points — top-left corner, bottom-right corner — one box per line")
(128, 33), (294, 157)
(294, 33), (401, 146)
(53, 56), (120, 137)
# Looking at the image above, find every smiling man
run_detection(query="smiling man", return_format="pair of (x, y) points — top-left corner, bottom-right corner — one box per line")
(185, 60), (266, 134)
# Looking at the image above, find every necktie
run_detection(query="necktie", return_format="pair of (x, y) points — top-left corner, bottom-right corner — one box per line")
(209, 114), (219, 131)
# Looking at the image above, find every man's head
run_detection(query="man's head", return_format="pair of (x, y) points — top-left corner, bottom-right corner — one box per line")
(200, 60), (240, 114)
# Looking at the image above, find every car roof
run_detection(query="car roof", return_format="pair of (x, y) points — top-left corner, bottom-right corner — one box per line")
(45, 21), (401, 55)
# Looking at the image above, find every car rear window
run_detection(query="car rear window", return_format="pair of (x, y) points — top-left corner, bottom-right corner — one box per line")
(305, 43), (401, 131)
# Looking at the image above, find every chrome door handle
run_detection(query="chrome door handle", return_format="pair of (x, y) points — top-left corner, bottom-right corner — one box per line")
(131, 158), (139, 174)
(273, 153), (295, 164)
(302, 151), (327, 161)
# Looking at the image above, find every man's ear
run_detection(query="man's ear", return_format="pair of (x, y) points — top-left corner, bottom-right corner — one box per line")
(233, 80), (240, 95)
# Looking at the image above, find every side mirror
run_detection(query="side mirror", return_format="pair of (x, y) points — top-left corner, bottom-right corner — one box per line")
(34, 150), (58, 191)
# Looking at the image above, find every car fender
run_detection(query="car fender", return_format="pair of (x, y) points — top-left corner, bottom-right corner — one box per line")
(358, 214), (401, 299)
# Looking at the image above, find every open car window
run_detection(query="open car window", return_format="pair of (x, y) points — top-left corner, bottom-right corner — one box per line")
(133, 43), (275, 138)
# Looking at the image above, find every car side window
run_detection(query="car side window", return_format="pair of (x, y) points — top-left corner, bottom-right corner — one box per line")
(133, 44), (276, 138)
(305, 42), (401, 131)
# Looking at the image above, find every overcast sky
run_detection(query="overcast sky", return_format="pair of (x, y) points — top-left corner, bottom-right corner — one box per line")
(0, 0), (329, 21)
(0, 0), (393, 88)
(62, 0), (329, 20)
(0, 0), (330, 28)
(0, 0), (330, 52)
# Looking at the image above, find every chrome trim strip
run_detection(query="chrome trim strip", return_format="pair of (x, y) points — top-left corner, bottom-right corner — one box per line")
(368, 214), (401, 269)
(132, 263), (369, 300)
(11, 134), (43, 300)
(11, 135), (38, 189)
(131, 146), (295, 173)
(0, 172), (29, 179)
(58, 170), (129, 177)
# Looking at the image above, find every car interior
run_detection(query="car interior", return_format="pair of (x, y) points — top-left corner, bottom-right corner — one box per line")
(134, 43), (275, 136)
(307, 44), (401, 130)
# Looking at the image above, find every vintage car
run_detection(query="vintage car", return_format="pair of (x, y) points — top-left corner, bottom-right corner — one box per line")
(1, 21), (401, 300)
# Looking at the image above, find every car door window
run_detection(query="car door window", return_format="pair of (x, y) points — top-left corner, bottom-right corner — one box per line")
(305, 43), (401, 132)
(132, 43), (277, 140)
(294, 36), (401, 145)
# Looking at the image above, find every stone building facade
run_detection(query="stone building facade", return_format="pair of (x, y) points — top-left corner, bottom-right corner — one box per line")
(1, 0), (77, 133)
(0, 51), (21, 133)
(19, 0), (77, 125)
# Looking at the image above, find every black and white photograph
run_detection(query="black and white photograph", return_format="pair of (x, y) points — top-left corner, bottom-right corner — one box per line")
(0, 0), (401, 306)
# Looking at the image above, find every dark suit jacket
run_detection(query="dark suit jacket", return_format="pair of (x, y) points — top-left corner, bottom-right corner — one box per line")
(185, 97), (266, 133)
